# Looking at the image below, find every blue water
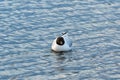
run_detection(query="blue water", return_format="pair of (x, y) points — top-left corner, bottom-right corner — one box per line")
(0, 0), (120, 80)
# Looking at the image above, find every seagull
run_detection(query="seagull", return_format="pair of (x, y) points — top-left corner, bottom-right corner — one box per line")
(51, 32), (72, 52)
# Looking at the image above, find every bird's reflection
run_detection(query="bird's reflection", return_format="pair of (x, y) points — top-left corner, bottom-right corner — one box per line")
(54, 52), (66, 63)
(51, 50), (73, 72)
(53, 52), (66, 72)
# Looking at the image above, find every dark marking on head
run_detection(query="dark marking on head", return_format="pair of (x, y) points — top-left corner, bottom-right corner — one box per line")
(56, 37), (65, 45)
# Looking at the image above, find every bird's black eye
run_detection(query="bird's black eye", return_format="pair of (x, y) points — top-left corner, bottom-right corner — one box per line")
(56, 37), (65, 45)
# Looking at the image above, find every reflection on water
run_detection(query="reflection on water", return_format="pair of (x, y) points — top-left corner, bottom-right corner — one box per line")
(0, 0), (120, 80)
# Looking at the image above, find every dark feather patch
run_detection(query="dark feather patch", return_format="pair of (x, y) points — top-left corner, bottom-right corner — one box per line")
(56, 37), (65, 45)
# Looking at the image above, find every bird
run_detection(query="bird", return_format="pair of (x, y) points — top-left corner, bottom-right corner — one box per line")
(51, 32), (72, 52)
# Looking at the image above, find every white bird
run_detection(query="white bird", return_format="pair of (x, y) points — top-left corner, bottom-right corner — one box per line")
(51, 32), (72, 52)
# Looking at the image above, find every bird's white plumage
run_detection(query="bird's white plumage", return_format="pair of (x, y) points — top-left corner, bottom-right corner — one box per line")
(51, 33), (72, 52)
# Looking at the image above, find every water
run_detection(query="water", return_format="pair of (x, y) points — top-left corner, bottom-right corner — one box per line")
(0, 0), (120, 80)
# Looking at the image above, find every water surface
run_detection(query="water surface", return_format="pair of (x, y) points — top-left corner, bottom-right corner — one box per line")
(0, 0), (120, 80)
